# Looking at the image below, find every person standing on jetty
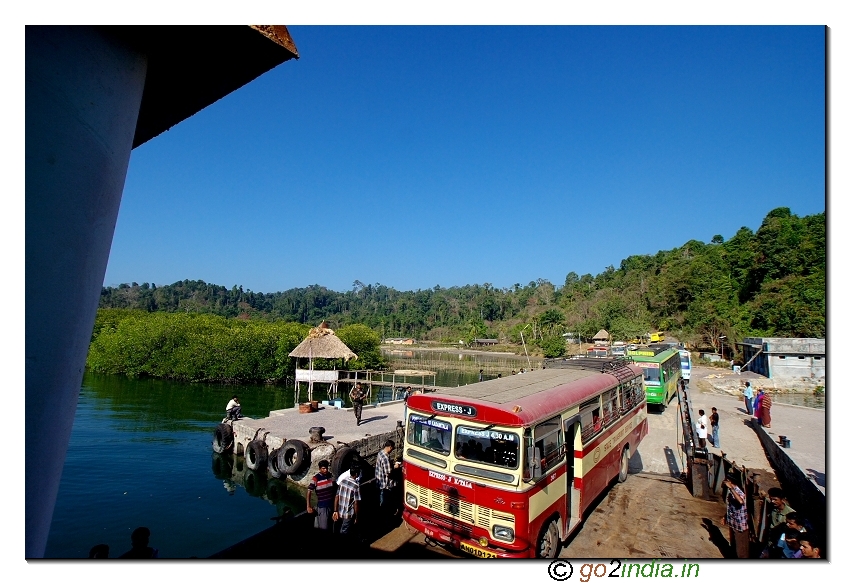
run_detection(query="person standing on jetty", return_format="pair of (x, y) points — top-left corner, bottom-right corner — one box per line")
(375, 440), (400, 525)
(696, 409), (708, 449)
(760, 390), (773, 428)
(349, 382), (367, 426)
(710, 407), (720, 449)
(720, 477), (749, 558)
(754, 388), (764, 423)
(742, 381), (754, 415)
(306, 460), (335, 532)
(333, 465), (362, 536)
(402, 386), (413, 424)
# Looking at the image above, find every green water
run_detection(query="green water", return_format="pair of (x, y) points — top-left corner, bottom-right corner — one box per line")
(46, 350), (536, 558)
(44, 373), (306, 559)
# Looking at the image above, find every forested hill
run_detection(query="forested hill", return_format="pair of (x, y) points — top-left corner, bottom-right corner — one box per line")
(100, 207), (824, 352)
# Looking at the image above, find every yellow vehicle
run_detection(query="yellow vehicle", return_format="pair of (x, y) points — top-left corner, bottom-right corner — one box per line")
(628, 332), (665, 344)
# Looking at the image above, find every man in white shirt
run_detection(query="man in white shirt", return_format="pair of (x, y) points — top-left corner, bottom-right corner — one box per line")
(225, 395), (242, 420)
(696, 409), (708, 448)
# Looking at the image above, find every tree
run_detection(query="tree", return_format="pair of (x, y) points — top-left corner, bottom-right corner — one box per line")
(538, 336), (565, 358)
(336, 324), (386, 370)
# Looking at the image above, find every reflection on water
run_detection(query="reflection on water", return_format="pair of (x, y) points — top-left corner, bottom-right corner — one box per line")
(382, 347), (543, 387)
(771, 393), (825, 409)
(44, 373), (303, 559)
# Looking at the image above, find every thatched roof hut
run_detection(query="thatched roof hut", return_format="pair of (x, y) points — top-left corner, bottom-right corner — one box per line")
(289, 321), (357, 361)
(592, 329), (610, 341)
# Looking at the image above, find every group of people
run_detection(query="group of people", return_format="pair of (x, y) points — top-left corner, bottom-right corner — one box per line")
(305, 440), (402, 539)
(695, 408), (721, 449)
(722, 482), (823, 559)
(88, 527), (158, 559)
(742, 381), (773, 427)
(695, 381), (775, 451)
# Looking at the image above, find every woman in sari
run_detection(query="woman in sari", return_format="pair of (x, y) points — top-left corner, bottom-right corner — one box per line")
(754, 388), (764, 423)
(760, 390), (773, 428)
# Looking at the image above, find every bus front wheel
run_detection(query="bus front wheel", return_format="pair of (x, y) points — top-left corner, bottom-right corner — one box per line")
(536, 517), (561, 558)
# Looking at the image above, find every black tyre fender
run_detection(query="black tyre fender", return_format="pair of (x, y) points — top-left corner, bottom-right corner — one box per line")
(245, 439), (268, 472)
(268, 447), (284, 479)
(331, 446), (359, 480)
(213, 423), (234, 454)
(278, 439), (311, 475)
(536, 515), (562, 559)
(618, 446), (630, 483)
(211, 452), (233, 480)
(243, 468), (267, 497)
(266, 478), (288, 502)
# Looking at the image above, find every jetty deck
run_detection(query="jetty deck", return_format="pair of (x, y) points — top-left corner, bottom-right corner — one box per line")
(233, 400), (407, 452)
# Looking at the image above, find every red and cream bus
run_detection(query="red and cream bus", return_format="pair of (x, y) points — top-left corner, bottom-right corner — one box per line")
(401, 357), (647, 558)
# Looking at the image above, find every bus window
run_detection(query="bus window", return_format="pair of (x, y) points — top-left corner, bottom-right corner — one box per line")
(533, 416), (564, 472)
(619, 378), (643, 413)
(579, 397), (602, 442)
(602, 389), (619, 427)
(407, 414), (452, 455)
(455, 426), (520, 468)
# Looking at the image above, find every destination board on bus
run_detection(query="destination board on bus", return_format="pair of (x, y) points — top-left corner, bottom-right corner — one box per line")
(457, 426), (518, 442)
(432, 401), (477, 417)
(634, 361), (659, 369)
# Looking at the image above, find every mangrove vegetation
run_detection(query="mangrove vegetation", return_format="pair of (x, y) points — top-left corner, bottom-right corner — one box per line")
(93, 207), (824, 380)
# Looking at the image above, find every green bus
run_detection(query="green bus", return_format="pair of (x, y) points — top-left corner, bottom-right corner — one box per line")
(626, 346), (681, 411)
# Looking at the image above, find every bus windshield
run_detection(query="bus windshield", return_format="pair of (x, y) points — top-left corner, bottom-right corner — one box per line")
(407, 414), (452, 455)
(454, 426), (520, 469)
(639, 363), (661, 384)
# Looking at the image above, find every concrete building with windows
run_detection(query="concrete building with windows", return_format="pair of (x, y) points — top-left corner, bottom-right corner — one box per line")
(740, 337), (825, 384)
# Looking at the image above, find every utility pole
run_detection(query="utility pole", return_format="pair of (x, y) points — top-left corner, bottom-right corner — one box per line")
(520, 323), (531, 368)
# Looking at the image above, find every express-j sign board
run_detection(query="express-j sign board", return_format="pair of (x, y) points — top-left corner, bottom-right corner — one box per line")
(432, 400), (477, 417)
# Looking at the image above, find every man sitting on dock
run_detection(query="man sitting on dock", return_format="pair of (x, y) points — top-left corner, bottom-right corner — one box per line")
(225, 395), (242, 421)
(350, 382), (367, 426)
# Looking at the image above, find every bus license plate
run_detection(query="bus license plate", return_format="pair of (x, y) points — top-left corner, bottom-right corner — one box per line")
(459, 541), (497, 558)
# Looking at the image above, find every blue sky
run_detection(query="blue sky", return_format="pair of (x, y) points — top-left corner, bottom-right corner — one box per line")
(105, 25), (825, 294)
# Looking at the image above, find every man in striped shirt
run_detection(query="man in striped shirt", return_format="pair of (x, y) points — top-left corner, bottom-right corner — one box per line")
(333, 465), (361, 536)
(376, 440), (400, 523)
(306, 460), (335, 531)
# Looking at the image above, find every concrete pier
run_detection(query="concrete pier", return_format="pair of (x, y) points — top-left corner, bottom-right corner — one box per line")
(226, 400), (408, 488)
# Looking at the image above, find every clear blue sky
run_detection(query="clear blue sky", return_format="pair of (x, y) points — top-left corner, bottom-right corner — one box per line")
(105, 26), (825, 294)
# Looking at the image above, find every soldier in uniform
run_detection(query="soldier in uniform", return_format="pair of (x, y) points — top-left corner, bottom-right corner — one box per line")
(349, 382), (367, 426)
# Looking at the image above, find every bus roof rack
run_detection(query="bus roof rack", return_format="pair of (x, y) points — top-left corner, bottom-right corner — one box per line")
(543, 356), (636, 383)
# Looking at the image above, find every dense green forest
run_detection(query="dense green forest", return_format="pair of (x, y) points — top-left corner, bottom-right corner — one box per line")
(94, 207), (824, 378)
(87, 313), (385, 383)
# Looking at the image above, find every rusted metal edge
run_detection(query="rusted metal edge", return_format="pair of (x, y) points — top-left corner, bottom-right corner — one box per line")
(250, 25), (299, 58)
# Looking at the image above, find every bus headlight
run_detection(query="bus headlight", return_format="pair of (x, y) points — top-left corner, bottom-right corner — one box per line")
(492, 525), (514, 542)
(405, 492), (418, 509)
